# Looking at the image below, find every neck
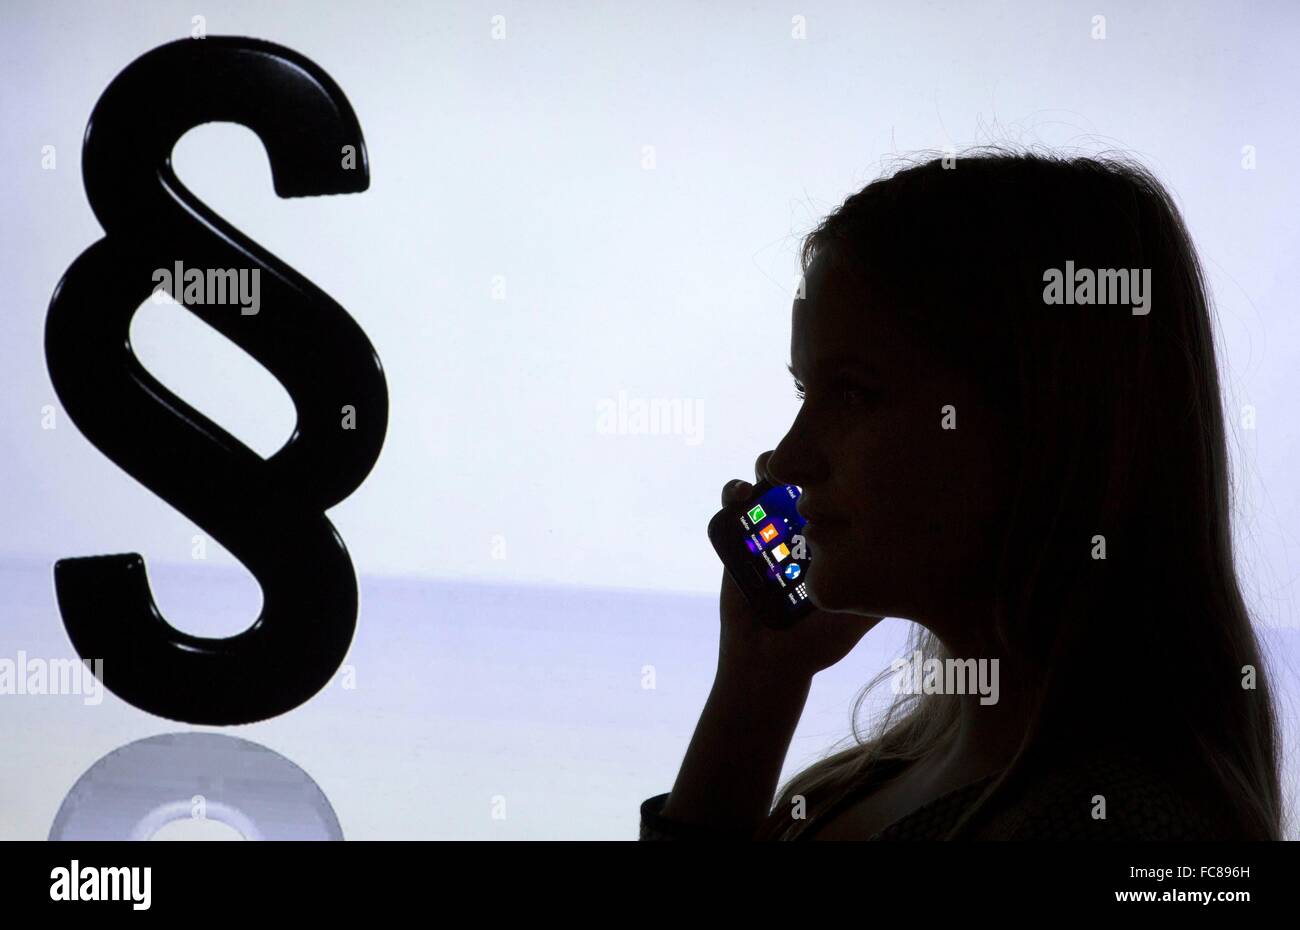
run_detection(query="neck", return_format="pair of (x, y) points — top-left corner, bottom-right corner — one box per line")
(920, 625), (1037, 782)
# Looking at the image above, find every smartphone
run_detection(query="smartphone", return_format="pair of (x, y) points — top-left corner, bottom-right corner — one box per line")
(707, 479), (816, 629)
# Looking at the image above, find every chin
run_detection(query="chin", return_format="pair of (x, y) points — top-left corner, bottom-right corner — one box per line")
(804, 564), (848, 611)
(805, 556), (881, 616)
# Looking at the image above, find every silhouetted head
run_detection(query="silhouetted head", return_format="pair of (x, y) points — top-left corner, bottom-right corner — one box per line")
(769, 226), (1014, 644)
(763, 148), (1281, 839)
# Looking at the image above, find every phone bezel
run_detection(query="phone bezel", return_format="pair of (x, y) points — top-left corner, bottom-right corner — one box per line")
(707, 479), (816, 629)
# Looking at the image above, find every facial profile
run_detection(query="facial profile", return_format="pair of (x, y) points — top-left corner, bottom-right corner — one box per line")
(767, 250), (1013, 647)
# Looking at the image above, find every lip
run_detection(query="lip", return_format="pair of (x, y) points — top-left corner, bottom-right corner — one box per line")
(801, 519), (844, 537)
(796, 506), (842, 525)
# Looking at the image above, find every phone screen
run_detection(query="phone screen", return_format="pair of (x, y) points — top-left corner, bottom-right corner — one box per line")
(722, 482), (814, 623)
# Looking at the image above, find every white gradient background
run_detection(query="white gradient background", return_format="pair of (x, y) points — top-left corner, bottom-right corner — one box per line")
(1, 0), (1298, 839)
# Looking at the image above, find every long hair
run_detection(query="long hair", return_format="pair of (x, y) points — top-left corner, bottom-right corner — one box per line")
(756, 148), (1284, 840)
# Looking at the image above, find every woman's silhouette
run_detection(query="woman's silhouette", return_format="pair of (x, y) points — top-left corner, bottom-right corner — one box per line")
(641, 149), (1284, 840)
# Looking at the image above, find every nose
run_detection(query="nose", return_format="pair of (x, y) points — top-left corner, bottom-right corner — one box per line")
(767, 417), (822, 489)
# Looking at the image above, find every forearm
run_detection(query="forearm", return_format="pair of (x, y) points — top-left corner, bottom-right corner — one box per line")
(659, 669), (812, 835)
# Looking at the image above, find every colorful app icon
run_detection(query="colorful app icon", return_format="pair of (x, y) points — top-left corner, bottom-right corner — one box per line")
(783, 563), (801, 581)
(772, 543), (790, 562)
(747, 504), (767, 523)
(759, 523), (779, 544)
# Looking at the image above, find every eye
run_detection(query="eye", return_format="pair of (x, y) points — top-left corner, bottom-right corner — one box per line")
(793, 380), (871, 406)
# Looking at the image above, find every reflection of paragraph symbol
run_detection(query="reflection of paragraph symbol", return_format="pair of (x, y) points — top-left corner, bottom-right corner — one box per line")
(44, 38), (387, 725)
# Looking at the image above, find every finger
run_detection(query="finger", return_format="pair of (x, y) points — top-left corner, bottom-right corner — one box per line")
(754, 450), (775, 484)
(722, 478), (751, 506)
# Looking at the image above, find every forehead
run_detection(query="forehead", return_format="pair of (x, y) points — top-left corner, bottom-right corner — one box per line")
(789, 252), (899, 377)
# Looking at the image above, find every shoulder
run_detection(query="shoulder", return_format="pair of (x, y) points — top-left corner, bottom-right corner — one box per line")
(639, 793), (683, 841)
(638, 793), (753, 840)
(988, 743), (1231, 841)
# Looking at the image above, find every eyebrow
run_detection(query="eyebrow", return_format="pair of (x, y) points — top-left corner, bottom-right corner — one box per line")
(787, 357), (874, 380)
